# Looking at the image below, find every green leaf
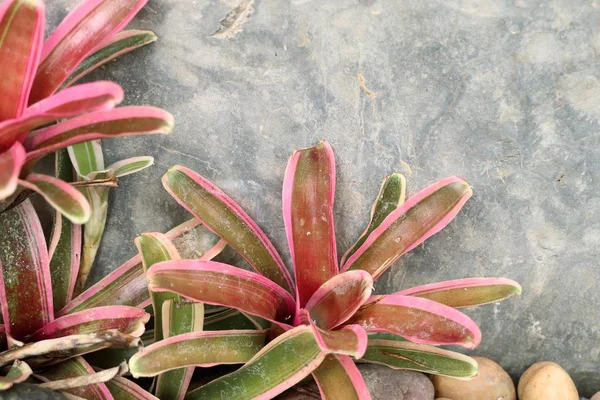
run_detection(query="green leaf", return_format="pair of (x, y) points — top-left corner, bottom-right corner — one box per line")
(341, 173), (405, 266)
(343, 177), (472, 280)
(155, 299), (203, 400)
(49, 149), (81, 311)
(204, 309), (263, 331)
(35, 356), (112, 399)
(68, 140), (104, 178)
(129, 330), (266, 378)
(64, 30), (157, 88)
(0, 199), (53, 340)
(312, 355), (370, 400)
(134, 232), (182, 342)
(186, 326), (325, 400)
(362, 338), (478, 379)
(20, 173), (91, 224)
(108, 156), (154, 177)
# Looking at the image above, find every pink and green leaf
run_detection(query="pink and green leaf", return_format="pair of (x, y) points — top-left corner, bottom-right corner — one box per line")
(68, 139), (105, 178)
(160, 299), (203, 340)
(343, 176), (472, 280)
(25, 81), (123, 120)
(129, 330), (266, 378)
(155, 299), (204, 400)
(397, 277), (522, 308)
(311, 324), (368, 359)
(362, 338), (478, 379)
(59, 219), (222, 315)
(0, 81), (124, 150)
(146, 260), (296, 325)
(346, 295), (481, 348)
(312, 355), (371, 400)
(162, 165), (294, 293)
(136, 232), (202, 400)
(135, 232), (182, 342)
(283, 141), (338, 307)
(204, 309), (264, 331)
(295, 310), (367, 358)
(20, 173), (91, 224)
(35, 356), (113, 399)
(0, 142), (26, 200)
(304, 270), (373, 330)
(23, 107), (174, 166)
(30, 306), (149, 341)
(25, 106), (173, 168)
(49, 149), (82, 310)
(30, 0), (148, 103)
(74, 185), (108, 294)
(107, 156), (154, 178)
(105, 376), (158, 400)
(0, 0), (44, 122)
(186, 326), (326, 400)
(341, 173), (406, 266)
(0, 360), (33, 391)
(64, 29), (157, 88)
(0, 199), (53, 340)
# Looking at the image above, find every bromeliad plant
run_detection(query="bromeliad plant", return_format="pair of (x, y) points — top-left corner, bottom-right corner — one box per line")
(126, 141), (522, 399)
(0, 0), (172, 223)
(0, 194), (150, 396)
(0, 150), (229, 398)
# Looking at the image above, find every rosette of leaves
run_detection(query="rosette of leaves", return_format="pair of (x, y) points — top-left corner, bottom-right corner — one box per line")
(0, 150), (229, 397)
(123, 141), (521, 399)
(0, 0), (172, 221)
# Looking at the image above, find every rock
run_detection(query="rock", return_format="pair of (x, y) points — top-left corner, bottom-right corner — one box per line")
(431, 357), (516, 400)
(358, 364), (434, 400)
(591, 393), (600, 400)
(518, 362), (578, 400)
(278, 364), (434, 400)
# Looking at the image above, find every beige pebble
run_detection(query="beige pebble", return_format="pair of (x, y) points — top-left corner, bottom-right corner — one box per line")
(517, 361), (578, 400)
(590, 392), (600, 400)
(431, 357), (516, 400)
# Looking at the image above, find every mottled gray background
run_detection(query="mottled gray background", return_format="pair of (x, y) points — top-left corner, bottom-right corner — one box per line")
(47, 0), (599, 395)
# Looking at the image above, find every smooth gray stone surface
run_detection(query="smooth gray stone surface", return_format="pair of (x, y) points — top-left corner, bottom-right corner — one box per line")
(46, 0), (599, 396)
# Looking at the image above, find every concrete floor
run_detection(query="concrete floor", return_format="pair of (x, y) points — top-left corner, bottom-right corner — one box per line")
(47, 0), (599, 395)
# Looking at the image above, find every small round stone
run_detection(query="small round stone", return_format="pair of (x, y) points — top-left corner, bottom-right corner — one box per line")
(518, 362), (578, 400)
(431, 357), (516, 400)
